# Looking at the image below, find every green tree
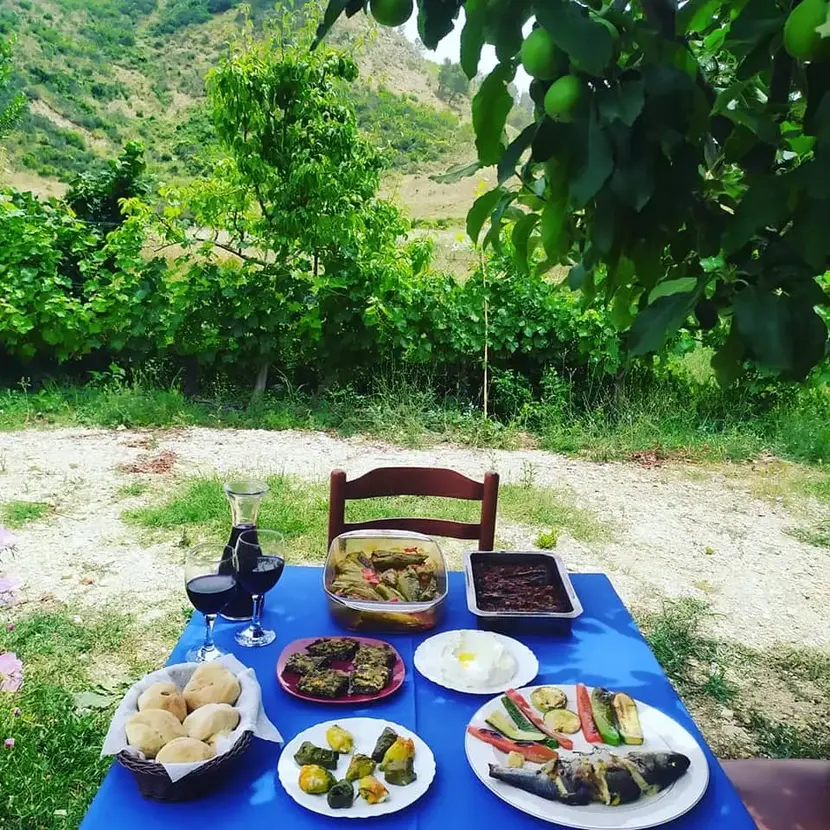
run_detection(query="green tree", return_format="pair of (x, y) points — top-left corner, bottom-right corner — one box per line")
(0, 37), (25, 140)
(66, 141), (150, 229)
(317, 0), (830, 383)
(438, 58), (469, 104)
(160, 19), (404, 393)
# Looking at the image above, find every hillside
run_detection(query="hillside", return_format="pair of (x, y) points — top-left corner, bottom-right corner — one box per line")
(0, 0), (476, 200)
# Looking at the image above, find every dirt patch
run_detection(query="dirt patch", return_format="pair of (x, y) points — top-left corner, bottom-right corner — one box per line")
(0, 427), (828, 653)
(121, 450), (177, 474)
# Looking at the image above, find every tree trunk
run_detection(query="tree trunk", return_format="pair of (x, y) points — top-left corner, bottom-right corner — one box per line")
(252, 361), (269, 400)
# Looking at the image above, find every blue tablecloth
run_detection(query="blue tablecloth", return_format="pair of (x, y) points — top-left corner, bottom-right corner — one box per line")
(82, 568), (755, 829)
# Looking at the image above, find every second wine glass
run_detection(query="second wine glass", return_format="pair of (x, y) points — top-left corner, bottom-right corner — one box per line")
(232, 529), (285, 647)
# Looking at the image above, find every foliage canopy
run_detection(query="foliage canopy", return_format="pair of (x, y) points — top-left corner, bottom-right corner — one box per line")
(318, 0), (830, 383)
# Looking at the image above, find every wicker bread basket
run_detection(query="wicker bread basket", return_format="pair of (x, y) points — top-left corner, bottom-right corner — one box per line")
(116, 730), (253, 801)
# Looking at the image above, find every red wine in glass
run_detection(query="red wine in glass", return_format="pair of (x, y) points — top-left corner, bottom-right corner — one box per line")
(234, 555), (285, 597)
(233, 529), (285, 648)
(186, 574), (237, 615)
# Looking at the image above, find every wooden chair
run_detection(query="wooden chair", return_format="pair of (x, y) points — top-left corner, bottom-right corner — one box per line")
(722, 759), (830, 830)
(328, 467), (499, 551)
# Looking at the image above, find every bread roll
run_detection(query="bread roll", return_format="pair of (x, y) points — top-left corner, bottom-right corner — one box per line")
(137, 682), (187, 722)
(125, 709), (185, 758)
(183, 663), (241, 711)
(207, 729), (231, 752)
(156, 737), (215, 764)
(183, 702), (240, 741)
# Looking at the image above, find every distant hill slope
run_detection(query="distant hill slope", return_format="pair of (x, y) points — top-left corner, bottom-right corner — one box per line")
(1, 0), (474, 193)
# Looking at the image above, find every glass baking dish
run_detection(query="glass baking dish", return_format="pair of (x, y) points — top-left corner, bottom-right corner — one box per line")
(464, 550), (583, 635)
(323, 530), (448, 632)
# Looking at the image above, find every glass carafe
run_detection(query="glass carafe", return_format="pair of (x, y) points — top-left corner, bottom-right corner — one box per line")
(219, 479), (269, 621)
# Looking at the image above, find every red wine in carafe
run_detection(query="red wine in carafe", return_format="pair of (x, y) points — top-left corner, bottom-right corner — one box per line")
(219, 523), (256, 619)
(186, 574), (237, 615)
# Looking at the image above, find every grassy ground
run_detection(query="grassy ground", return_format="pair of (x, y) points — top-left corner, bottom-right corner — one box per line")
(0, 601), (187, 829)
(123, 473), (611, 565)
(0, 501), (52, 529)
(2, 376), (830, 468)
(638, 598), (830, 760)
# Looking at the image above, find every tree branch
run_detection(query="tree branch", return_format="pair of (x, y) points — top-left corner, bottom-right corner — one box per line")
(640, 0), (678, 37)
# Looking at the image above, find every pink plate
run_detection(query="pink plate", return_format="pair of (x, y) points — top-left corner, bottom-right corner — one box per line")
(276, 636), (405, 704)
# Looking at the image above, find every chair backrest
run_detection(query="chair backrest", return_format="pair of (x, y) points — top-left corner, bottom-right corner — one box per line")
(327, 467), (499, 551)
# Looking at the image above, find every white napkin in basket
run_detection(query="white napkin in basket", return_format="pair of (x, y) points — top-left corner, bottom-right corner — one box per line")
(102, 654), (282, 782)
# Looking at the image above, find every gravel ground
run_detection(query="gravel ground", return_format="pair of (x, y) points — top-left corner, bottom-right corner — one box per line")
(1, 426), (827, 650)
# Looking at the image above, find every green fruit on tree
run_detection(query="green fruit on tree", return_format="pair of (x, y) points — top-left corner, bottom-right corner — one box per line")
(369, 0), (413, 28)
(544, 75), (582, 121)
(784, 0), (830, 61)
(521, 29), (564, 80)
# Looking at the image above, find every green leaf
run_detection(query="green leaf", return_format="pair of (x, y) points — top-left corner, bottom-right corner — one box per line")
(418, 0), (464, 51)
(648, 277), (699, 303)
(460, 0), (486, 80)
(734, 286), (828, 379)
(677, 0), (723, 34)
(629, 288), (701, 354)
(431, 160), (482, 184)
(533, 0), (613, 77)
(598, 78), (645, 127)
(540, 198), (567, 259)
(498, 122), (539, 185)
(511, 213), (539, 275)
(722, 176), (790, 254)
(711, 323), (746, 387)
(467, 187), (504, 245)
(313, 0), (365, 48)
(610, 151), (654, 212)
(472, 63), (516, 166)
(570, 108), (614, 208)
(568, 263), (586, 290)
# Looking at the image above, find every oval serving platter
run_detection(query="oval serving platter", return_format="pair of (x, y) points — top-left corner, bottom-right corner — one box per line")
(465, 684), (709, 830)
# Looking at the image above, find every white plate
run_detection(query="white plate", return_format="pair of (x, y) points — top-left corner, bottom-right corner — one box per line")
(278, 717), (436, 819)
(465, 684), (709, 830)
(414, 629), (539, 694)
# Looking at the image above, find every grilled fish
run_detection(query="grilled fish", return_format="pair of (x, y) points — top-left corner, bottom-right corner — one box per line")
(489, 750), (691, 807)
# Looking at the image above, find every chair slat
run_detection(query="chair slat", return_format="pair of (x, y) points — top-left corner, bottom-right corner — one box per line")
(327, 467), (499, 550)
(343, 467), (484, 500)
(339, 517), (482, 540)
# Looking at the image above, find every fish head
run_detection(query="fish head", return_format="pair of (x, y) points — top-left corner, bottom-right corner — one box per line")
(627, 751), (691, 788)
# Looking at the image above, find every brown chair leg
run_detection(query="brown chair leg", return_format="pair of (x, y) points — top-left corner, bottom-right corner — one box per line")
(722, 759), (830, 830)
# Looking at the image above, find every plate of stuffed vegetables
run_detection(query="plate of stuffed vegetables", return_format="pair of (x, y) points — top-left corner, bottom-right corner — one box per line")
(465, 684), (709, 829)
(277, 717), (436, 818)
(277, 637), (405, 703)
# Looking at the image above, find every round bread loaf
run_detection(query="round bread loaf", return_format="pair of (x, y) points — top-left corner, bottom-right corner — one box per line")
(125, 709), (185, 758)
(137, 681), (187, 722)
(156, 736), (215, 764)
(207, 729), (231, 752)
(183, 663), (241, 711)
(183, 702), (240, 741)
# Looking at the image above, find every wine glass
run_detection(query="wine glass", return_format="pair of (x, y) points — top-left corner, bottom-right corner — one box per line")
(184, 543), (237, 663)
(232, 529), (285, 647)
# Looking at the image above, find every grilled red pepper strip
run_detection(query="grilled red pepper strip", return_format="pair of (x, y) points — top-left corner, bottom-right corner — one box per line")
(577, 682), (602, 744)
(505, 689), (574, 750)
(466, 726), (558, 764)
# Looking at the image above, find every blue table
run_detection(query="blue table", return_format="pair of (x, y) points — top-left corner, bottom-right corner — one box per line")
(82, 568), (755, 829)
